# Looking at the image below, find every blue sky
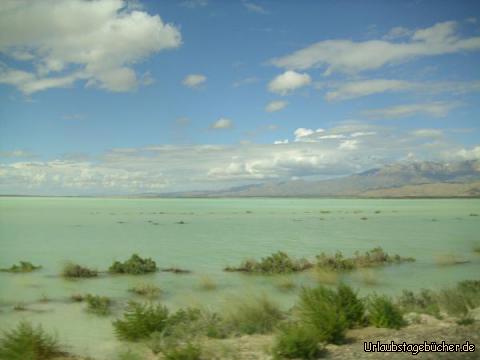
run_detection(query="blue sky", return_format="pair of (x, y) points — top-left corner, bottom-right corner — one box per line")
(0, 0), (480, 194)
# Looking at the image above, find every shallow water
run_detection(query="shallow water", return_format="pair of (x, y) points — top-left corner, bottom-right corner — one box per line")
(0, 197), (479, 358)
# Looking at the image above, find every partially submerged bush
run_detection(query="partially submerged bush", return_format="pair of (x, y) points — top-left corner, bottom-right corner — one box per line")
(272, 323), (324, 360)
(275, 277), (297, 292)
(0, 261), (42, 273)
(109, 254), (158, 275)
(85, 294), (112, 316)
(224, 296), (283, 335)
(62, 262), (98, 278)
(367, 294), (405, 329)
(0, 321), (64, 360)
(224, 251), (312, 274)
(296, 286), (347, 344)
(113, 301), (169, 341)
(198, 276), (217, 291)
(128, 283), (162, 299)
(316, 247), (414, 272)
(162, 267), (191, 274)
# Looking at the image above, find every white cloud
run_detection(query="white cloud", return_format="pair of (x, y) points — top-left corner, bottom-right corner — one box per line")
(270, 21), (480, 75)
(323, 79), (480, 101)
(412, 129), (444, 137)
(274, 139), (289, 144)
(265, 100), (288, 112)
(210, 118), (233, 129)
(339, 139), (358, 150)
(364, 101), (460, 119)
(455, 146), (480, 160)
(243, 2), (268, 14)
(268, 70), (311, 95)
(325, 79), (413, 101)
(0, 0), (181, 94)
(182, 74), (207, 88)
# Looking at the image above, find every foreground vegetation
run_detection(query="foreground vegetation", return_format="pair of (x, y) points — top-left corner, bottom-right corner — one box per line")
(1, 279), (479, 359)
(0, 322), (64, 360)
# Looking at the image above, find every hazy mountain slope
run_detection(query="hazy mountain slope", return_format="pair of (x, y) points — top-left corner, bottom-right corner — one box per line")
(206, 160), (480, 198)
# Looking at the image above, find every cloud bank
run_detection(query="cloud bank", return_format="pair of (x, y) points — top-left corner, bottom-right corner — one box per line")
(0, 0), (181, 93)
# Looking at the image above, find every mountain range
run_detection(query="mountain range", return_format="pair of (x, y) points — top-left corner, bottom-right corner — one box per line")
(156, 160), (480, 198)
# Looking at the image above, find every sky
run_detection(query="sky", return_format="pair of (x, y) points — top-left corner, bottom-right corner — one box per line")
(1, 0), (480, 195)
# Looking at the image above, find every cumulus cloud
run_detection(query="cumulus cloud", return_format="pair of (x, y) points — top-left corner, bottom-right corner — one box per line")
(210, 118), (234, 129)
(454, 146), (480, 160)
(265, 100), (288, 112)
(268, 70), (311, 95)
(0, 0), (181, 94)
(270, 21), (480, 75)
(364, 101), (460, 119)
(182, 74), (207, 88)
(323, 79), (480, 101)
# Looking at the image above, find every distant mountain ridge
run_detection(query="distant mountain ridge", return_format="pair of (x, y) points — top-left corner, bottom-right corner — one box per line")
(158, 160), (480, 198)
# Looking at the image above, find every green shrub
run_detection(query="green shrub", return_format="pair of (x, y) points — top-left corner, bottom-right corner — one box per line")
(367, 294), (405, 329)
(336, 283), (365, 327)
(62, 262), (98, 278)
(315, 252), (355, 271)
(398, 289), (441, 318)
(163, 343), (202, 360)
(109, 254), (158, 275)
(224, 296), (283, 335)
(272, 323), (324, 360)
(85, 294), (112, 316)
(0, 322), (63, 360)
(316, 247), (414, 272)
(297, 286), (347, 344)
(437, 281), (480, 317)
(128, 283), (161, 299)
(113, 301), (169, 341)
(224, 251), (312, 274)
(0, 261), (42, 273)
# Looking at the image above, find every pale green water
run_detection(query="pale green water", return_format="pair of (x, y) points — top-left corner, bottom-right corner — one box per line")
(0, 197), (479, 358)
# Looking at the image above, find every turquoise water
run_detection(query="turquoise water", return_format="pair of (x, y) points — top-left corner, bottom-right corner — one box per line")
(0, 198), (479, 358)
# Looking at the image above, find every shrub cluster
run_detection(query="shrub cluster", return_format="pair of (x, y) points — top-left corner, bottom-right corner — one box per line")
(272, 323), (324, 360)
(109, 254), (158, 275)
(223, 296), (284, 335)
(224, 251), (313, 274)
(0, 261), (42, 273)
(113, 301), (169, 341)
(367, 294), (405, 329)
(316, 247), (415, 272)
(62, 262), (98, 278)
